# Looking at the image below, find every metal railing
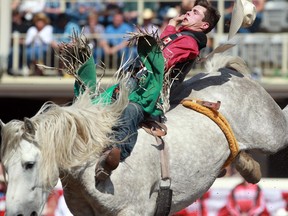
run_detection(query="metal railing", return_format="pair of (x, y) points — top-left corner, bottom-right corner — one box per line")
(9, 33), (137, 76)
(213, 33), (288, 77)
(8, 31), (288, 77)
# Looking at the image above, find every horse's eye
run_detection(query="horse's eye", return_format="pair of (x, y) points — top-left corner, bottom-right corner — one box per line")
(24, 162), (35, 170)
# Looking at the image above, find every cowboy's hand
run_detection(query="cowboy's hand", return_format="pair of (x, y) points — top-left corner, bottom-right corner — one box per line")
(168, 15), (185, 27)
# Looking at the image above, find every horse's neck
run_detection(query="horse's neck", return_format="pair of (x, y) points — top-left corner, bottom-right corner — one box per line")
(59, 164), (99, 201)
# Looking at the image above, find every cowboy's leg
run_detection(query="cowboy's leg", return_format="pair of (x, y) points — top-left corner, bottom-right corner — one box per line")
(74, 56), (97, 97)
(95, 102), (144, 182)
(113, 102), (145, 161)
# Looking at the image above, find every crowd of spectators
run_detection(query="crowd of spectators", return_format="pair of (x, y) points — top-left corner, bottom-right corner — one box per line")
(8, 1), (183, 76)
(8, 0), (276, 76)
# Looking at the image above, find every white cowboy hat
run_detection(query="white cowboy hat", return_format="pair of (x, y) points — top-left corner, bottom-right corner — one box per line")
(166, 7), (179, 19)
(228, 0), (257, 40)
(143, 8), (154, 20)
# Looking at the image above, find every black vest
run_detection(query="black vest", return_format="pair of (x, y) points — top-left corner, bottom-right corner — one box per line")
(161, 30), (207, 92)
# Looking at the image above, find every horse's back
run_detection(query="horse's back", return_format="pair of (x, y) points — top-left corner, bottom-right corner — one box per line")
(171, 68), (287, 151)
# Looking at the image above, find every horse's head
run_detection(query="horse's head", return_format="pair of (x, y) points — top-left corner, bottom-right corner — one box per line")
(0, 118), (59, 216)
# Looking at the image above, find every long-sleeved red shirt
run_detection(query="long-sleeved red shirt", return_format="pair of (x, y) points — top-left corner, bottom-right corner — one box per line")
(160, 25), (205, 70)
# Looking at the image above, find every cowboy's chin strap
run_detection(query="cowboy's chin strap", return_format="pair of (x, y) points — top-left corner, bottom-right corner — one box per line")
(141, 121), (172, 216)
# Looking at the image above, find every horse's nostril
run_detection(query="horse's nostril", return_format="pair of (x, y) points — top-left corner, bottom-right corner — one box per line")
(31, 212), (38, 216)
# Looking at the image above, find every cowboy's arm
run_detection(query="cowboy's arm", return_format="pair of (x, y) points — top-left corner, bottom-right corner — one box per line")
(164, 37), (199, 70)
(160, 15), (185, 39)
(129, 36), (165, 116)
(168, 14), (185, 27)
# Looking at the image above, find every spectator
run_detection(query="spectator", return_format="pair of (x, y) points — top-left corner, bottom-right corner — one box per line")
(7, 9), (31, 75)
(17, 0), (46, 22)
(44, 1), (66, 27)
(51, 13), (81, 45)
(157, 1), (179, 22)
(50, 13), (81, 76)
(158, 7), (179, 35)
(25, 12), (53, 75)
(218, 180), (270, 216)
(99, 11), (135, 69)
(11, 0), (20, 11)
(83, 11), (105, 64)
(122, 2), (159, 25)
(99, 2), (123, 27)
(11, 9), (31, 34)
(65, 2), (104, 28)
(141, 8), (159, 34)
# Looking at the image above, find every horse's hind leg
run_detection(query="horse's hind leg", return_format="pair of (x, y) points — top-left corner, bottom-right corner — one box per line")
(234, 151), (262, 184)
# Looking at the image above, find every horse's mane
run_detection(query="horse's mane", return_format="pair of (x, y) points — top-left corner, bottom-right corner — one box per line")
(38, 88), (128, 179)
(1, 87), (129, 186)
(205, 54), (250, 74)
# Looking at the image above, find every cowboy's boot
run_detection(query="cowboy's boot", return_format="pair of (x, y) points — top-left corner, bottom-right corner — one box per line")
(217, 169), (227, 178)
(95, 147), (121, 182)
(235, 151), (262, 184)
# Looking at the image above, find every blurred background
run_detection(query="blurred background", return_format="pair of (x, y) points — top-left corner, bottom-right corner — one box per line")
(0, 0), (288, 215)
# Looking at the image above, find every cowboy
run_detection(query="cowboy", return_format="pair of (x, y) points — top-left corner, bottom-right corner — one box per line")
(161, 0), (256, 93)
(160, 0), (221, 92)
(71, 35), (165, 182)
(94, 1), (221, 179)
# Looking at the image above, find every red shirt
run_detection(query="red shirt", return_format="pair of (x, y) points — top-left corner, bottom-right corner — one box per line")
(160, 25), (202, 70)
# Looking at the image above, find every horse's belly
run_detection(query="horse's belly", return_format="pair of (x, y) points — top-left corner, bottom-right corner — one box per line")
(164, 105), (230, 208)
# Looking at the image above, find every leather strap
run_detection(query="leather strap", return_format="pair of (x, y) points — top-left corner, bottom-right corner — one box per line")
(141, 120), (167, 137)
(181, 98), (221, 111)
(155, 136), (170, 181)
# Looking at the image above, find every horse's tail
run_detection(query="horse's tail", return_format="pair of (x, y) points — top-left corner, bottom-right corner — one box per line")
(205, 54), (250, 74)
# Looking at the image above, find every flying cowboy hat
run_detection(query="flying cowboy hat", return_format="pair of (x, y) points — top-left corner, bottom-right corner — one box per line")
(228, 0), (257, 40)
(201, 0), (257, 61)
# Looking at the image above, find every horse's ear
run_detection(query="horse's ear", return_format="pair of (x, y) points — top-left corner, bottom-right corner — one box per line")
(0, 120), (5, 129)
(24, 117), (35, 136)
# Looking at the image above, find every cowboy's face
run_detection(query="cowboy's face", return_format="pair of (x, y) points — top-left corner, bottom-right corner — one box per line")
(181, 5), (209, 31)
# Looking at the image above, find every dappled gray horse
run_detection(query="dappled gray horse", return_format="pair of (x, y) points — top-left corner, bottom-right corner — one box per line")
(1, 54), (288, 216)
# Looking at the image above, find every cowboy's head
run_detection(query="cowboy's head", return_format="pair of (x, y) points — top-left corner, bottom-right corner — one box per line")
(181, 0), (220, 34)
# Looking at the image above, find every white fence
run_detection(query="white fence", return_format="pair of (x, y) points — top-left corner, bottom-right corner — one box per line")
(9, 33), (137, 76)
(8, 32), (288, 77)
(214, 33), (288, 77)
